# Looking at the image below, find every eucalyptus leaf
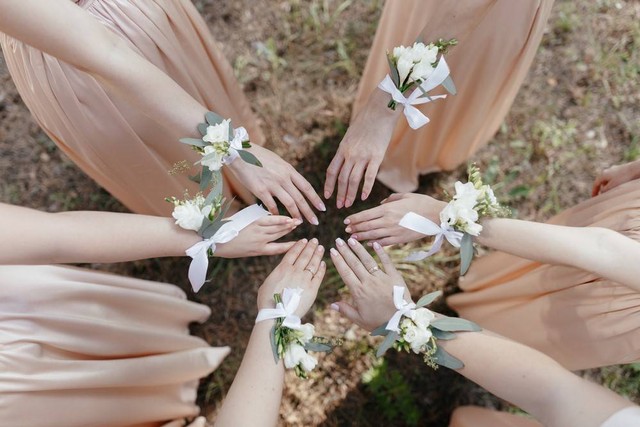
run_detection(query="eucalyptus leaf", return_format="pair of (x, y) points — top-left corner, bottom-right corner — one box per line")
(238, 150), (263, 167)
(210, 169), (223, 199)
(431, 317), (482, 332)
(188, 172), (201, 184)
(387, 54), (400, 88)
(304, 341), (332, 353)
(212, 198), (234, 223)
(416, 290), (443, 308)
(434, 346), (464, 370)
(228, 123), (234, 142)
(205, 111), (224, 126)
(371, 323), (390, 337)
(270, 325), (280, 364)
(179, 137), (206, 148)
(441, 75), (457, 95)
(199, 167), (213, 191)
(200, 219), (230, 239)
(197, 122), (208, 137)
(460, 233), (474, 276)
(203, 188), (219, 206)
(432, 329), (456, 340)
(197, 217), (213, 236)
(376, 330), (399, 358)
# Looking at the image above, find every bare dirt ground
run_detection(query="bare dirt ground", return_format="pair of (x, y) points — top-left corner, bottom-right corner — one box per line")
(1, 0), (639, 426)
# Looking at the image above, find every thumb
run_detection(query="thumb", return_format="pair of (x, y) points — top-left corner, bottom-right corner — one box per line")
(330, 301), (361, 324)
(381, 193), (404, 204)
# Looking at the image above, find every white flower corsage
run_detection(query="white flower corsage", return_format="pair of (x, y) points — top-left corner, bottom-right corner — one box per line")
(373, 286), (481, 370)
(399, 164), (510, 274)
(256, 288), (340, 379)
(379, 39), (457, 129)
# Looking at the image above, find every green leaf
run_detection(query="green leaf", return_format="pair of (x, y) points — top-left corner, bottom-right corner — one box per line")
(200, 219), (230, 239)
(431, 317), (482, 332)
(180, 137), (206, 148)
(238, 150), (263, 167)
(416, 291), (442, 308)
(434, 346), (464, 370)
(460, 233), (474, 276)
(205, 111), (224, 126)
(228, 122), (234, 141)
(199, 167), (213, 191)
(242, 141), (252, 149)
(212, 198), (234, 223)
(432, 329), (456, 340)
(188, 172), (201, 184)
(197, 122), (208, 137)
(203, 188), (219, 206)
(371, 323), (390, 337)
(210, 169), (223, 199)
(304, 341), (332, 353)
(387, 54), (400, 88)
(270, 325), (280, 364)
(441, 75), (457, 95)
(376, 331), (399, 358)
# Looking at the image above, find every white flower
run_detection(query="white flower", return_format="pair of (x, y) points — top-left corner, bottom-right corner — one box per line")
(200, 144), (227, 171)
(397, 56), (414, 84)
(283, 343), (317, 372)
(394, 42), (440, 85)
(463, 221), (483, 236)
(454, 181), (482, 206)
(484, 186), (498, 206)
(410, 60), (434, 82)
(392, 45), (408, 59)
(401, 318), (433, 354)
(171, 197), (212, 231)
(297, 323), (315, 344)
(409, 308), (435, 329)
(202, 119), (231, 144)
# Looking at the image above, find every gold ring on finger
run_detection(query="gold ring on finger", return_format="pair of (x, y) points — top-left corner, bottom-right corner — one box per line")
(368, 266), (380, 274)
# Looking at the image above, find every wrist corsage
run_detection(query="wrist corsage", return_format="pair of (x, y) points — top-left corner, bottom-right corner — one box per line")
(168, 194), (269, 292)
(256, 288), (340, 379)
(379, 39), (457, 129)
(399, 164), (510, 274)
(373, 286), (481, 370)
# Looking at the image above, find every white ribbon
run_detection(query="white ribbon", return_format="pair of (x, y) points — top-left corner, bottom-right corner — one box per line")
(255, 287), (304, 330)
(399, 212), (463, 261)
(378, 57), (451, 129)
(185, 204), (269, 292)
(223, 126), (248, 165)
(386, 286), (416, 332)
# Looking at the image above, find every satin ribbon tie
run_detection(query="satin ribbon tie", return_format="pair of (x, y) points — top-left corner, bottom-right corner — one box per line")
(386, 286), (417, 332)
(255, 287), (304, 330)
(399, 212), (463, 261)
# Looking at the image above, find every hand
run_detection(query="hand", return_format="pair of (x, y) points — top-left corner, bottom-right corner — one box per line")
(229, 145), (326, 224)
(257, 239), (326, 316)
(344, 193), (447, 246)
(329, 237), (411, 331)
(592, 160), (640, 196)
(215, 215), (301, 258)
(324, 89), (401, 208)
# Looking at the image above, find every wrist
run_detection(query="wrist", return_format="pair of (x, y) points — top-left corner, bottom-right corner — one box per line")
(365, 88), (402, 124)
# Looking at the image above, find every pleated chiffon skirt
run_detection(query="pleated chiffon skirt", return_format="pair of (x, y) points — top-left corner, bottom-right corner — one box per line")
(0, 0), (264, 215)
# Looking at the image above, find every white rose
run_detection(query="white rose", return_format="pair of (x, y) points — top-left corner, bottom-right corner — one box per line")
(397, 56), (414, 85)
(202, 119), (230, 144)
(299, 352), (318, 372)
(297, 323), (315, 344)
(172, 201), (206, 231)
(283, 343), (307, 369)
(200, 144), (225, 171)
(410, 308), (435, 329)
(402, 320), (433, 354)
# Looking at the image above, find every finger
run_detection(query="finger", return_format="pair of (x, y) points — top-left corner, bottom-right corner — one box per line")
(283, 180), (319, 225)
(361, 161), (380, 201)
(335, 237), (370, 281)
(336, 161), (354, 209)
(373, 236), (404, 247)
(344, 162), (365, 208)
(292, 171), (326, 212)
(273, 187), (302, 220)
(304, 243), (325, 275)
(310, 261), (327, 289)
(382, 193), (405, 204)
(343, 205), (384, 227)
(592, 176), (606, 197)
(324, 152), (344, 199)
(259, 192), (279, 215)
(372, 241), (397, 275)
(329, 301), (363, 325)
(282, 239), (308, 264)
(264, 224), (297, 241)
(256, 215), (295, 226)
(293, 238), (319, 270)
(263, 241), (297, 256)
(347, 217), (387, 234)
(329, 246), (361, 291)
(352, 228), (388, 242)
(347, 237), (380, 273)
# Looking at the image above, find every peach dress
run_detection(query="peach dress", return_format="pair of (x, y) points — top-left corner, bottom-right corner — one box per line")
(0, 265), (229, 427)
(0, 0), (264, 216)
(446, 180), (640, 426)
(353, 0), (555, 192)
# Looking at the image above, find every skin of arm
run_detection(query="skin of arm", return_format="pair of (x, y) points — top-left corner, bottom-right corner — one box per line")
(329, 239), (635, 427)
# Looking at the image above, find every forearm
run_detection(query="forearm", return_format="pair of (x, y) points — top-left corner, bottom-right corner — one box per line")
(477, 218), (640, 291)
(440, 331), (631, 427)
(0, 204), (200, 264)
(215, 321), (284, 427)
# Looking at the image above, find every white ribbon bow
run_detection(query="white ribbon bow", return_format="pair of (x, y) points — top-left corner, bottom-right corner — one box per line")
(378, 57), (451, 129)
(185, 204), (269, 292)
(399, 212), (463, 261)
(386, 286), (416, 332)
(255, 287), (304, 330)
(223, 126), (248, 165)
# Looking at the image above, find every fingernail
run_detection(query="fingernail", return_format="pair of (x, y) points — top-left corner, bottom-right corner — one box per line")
(348, 238), (357, 247)
(345, 199), (353, 208)
(361, 192), (368, 201)
(324, 191), (330, 199)
(337, 200), (343, 209)
(311, 217), (319, 226)
(318, 202), (327, 212)
(294, 218), (303, 226)
(373, 242), (381, 250)
(343, 218), (351, 225)
(311, 238), (318, 244)
(345, 226), (352, 233)
(317, 245), (324, 253)
(330, 248), (338, 257)
(352, 234), (358, 240)
(330, 303), (340, 312)
(335, 238), (345, 247)
(367, 242), (373, 247)
(320, 261), (326, 268)
(302, 238), (308, 243)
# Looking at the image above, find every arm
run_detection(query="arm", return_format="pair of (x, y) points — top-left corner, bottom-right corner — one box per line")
(328, 239), (636, 427)
(0, 203), (297, 264)
(215, 239), (326, 426)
